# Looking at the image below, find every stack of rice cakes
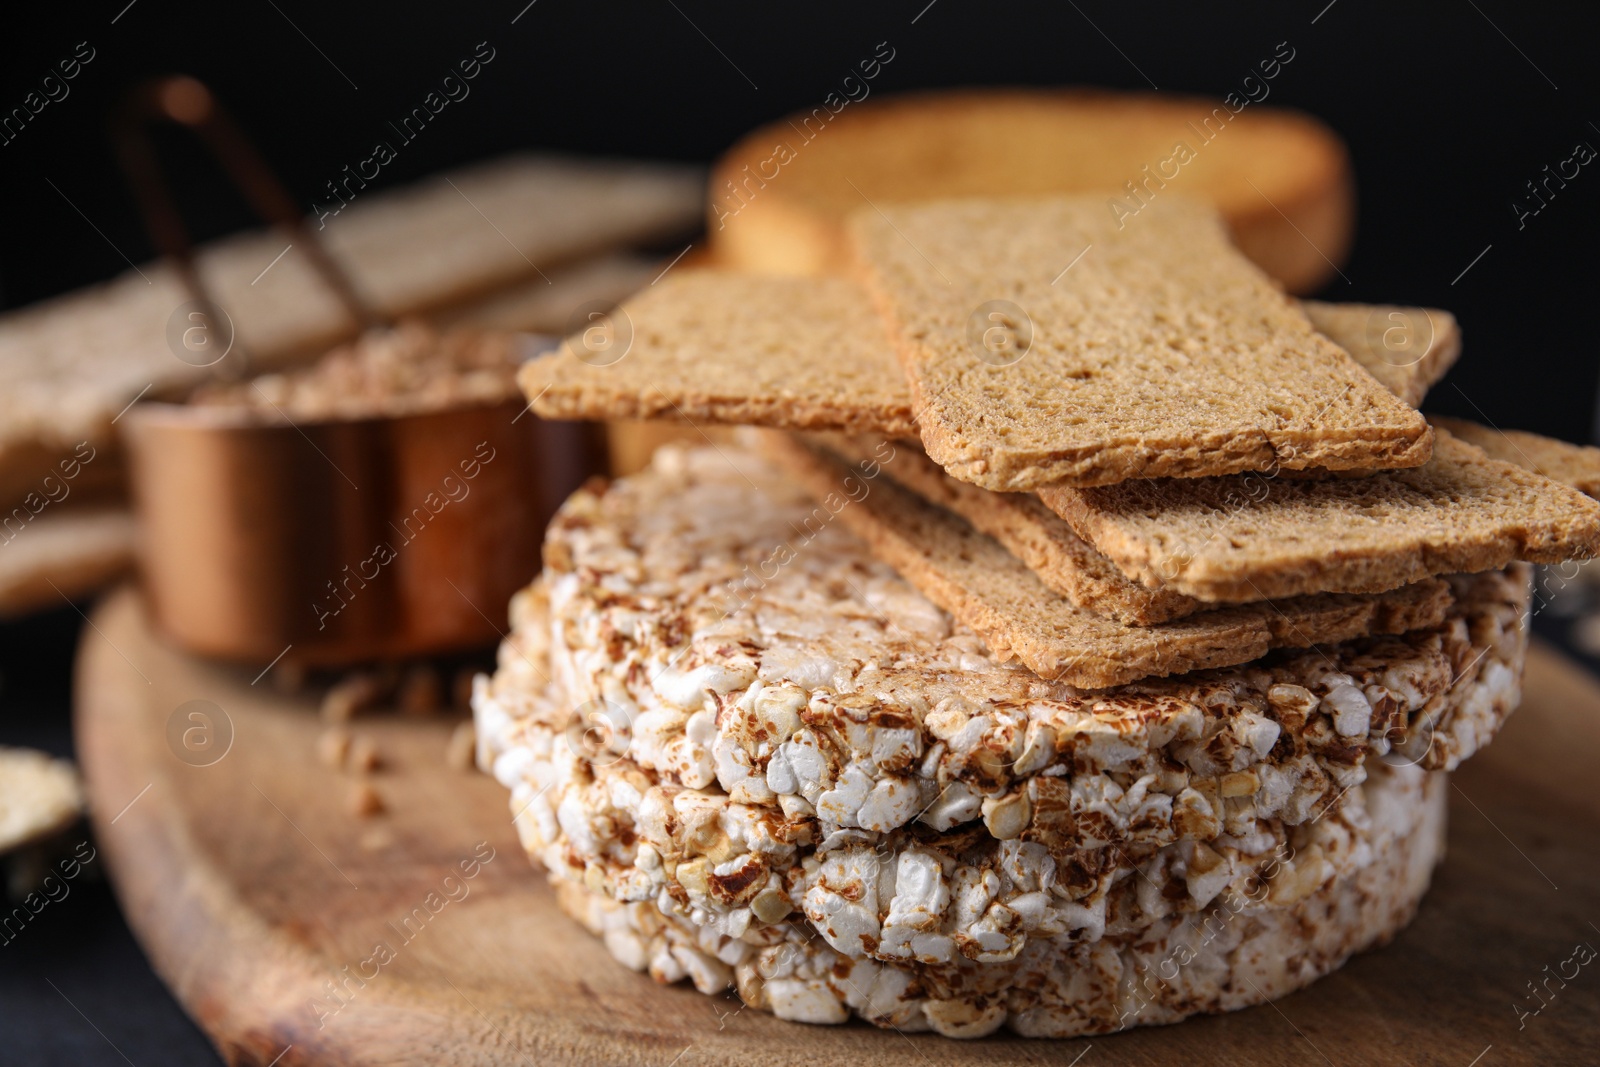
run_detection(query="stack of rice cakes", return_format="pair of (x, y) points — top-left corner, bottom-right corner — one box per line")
(478, 195), (1600, 1038)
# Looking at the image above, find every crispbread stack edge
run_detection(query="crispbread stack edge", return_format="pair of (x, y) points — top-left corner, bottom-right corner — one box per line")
(526, 271), (1459, 442)
(821, 432), (1201, 624)
(763, 432), (1452, 688)
(1043, 426), (1600, 603)
(1429, 415), (1600, 499)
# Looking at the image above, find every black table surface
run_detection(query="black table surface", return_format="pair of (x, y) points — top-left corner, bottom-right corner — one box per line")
(1, 605), (218, 1066)
(3, 591), (1597, 1067)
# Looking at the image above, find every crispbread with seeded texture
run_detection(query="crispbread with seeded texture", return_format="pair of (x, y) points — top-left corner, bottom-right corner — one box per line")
(1043, 428), (1600, 603)
(765, 434), (1452, 687)
(526, 271), (1456, 439)
(1301, 302), (1460, 407)
(1429, 416), (1600, 499)
(848, 196), (1433, 491)
(823, 433), (1201, 624)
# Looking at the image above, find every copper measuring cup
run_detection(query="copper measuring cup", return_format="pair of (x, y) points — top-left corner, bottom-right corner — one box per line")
(114, 77), (602, 666)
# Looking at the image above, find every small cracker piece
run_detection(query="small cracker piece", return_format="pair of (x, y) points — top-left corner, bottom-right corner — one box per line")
(1429, 415), (1600, 498)
(848, 195), (1432, 490)
(764, 433), (1453, 688)
(1042, 427), (1600, 603)
(0, 747), (83, 853)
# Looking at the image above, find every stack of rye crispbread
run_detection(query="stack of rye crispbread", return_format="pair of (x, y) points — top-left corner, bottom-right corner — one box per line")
(473, 194), (1600, 1038)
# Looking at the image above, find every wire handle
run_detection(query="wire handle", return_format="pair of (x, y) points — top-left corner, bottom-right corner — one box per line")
(113, 76), (380, 371)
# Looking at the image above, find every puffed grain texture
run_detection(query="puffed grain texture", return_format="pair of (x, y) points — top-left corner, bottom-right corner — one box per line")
(553, 767), (1448, 1038)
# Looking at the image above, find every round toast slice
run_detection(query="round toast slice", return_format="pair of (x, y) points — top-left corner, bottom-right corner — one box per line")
(710, 88), (1352, 293)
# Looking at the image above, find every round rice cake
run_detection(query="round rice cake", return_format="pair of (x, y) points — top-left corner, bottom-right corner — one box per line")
(473, 447), (1520, 975)
(556, 762), (1447, 1038)
(482, 446), (1524, 839)
(482, 656), (1436, 965)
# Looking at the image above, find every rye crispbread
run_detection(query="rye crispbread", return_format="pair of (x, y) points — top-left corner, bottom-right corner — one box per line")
(1301, 302), (1460, 407)
(710, 88), (1354, 294)
(765, 434), (1451, 687)
(525, 271), (1457, 441)
(1043, 427), (1600, 603)
(823, 433), (1199, 624)
(525, 273), (917, 434)
(1429, 416), (1600, 498)
(848, 196), (1433, 491)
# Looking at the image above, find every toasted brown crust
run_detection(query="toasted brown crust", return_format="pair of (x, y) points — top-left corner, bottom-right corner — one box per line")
(709, 87), (1353, 294)
(848, 197), (1432, 491)
(764, 433), (1453, 688)
(1043, 427), (1600, 603)
(1429, 416), (1600, 499)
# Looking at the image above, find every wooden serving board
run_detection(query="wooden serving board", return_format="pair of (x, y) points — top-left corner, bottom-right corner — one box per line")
(77, 587), (1600, 1066)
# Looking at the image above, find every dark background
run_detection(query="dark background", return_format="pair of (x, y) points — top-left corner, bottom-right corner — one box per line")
(2, 1), (1598, 1063)
(4, 0), (1599, 438)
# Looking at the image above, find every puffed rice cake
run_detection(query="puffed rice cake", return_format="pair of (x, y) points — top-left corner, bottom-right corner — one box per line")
(491, 447), (1524, 828)
(478, 575), (1479, 967)
(555, 761), (1447, 1038)
(472, 445), (1528, 1037)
